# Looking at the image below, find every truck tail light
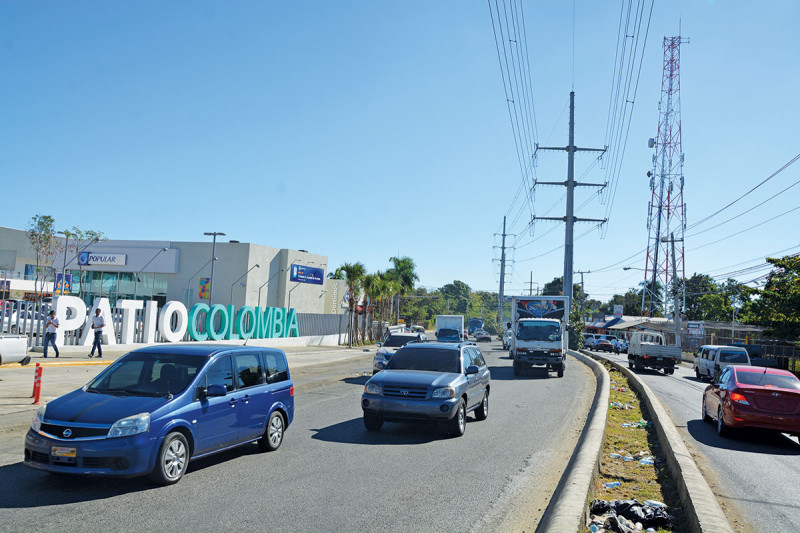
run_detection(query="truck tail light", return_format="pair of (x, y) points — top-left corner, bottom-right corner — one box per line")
(290, 386), (294, 397)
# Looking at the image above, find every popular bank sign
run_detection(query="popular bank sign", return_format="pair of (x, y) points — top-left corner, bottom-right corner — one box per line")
(52, 296), (300, 347)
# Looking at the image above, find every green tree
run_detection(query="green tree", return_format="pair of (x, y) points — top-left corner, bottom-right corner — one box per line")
(683, 273), (717, 320)
(387, 256), (419, 323)
(440, 280), (471, 314)
(27, 214), (59, 303)
(751, 255), (800, 340)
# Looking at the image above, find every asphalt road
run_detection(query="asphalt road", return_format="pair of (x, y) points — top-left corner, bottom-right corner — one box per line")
(0, 340), (595, 532)
(598, 349), (800, 533)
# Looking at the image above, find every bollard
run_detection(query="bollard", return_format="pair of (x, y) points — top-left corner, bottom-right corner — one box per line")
(30, 362), (40, 398)
(32, 364), (43, 405)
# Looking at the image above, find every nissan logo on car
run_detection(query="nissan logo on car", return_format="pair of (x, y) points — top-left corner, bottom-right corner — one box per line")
(63, 428), (72, 438)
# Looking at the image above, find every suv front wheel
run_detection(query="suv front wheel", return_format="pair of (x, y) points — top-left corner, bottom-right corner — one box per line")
(475, 390), (489, 421)
(448, 400), (466, 437)
(364, 413), (383, 431)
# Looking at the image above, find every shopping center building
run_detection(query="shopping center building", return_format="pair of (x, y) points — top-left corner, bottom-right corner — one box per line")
(0, 226), (348, 316)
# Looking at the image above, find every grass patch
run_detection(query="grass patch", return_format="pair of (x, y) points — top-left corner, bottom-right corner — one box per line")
(589, 362), (687, 532)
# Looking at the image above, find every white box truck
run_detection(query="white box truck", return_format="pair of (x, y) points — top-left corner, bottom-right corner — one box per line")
(435, 315), (464, 343)
(508, 296), (569, 378)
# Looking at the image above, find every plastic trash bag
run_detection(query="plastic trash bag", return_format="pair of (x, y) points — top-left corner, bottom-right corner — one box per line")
(590, 499), (672, 529)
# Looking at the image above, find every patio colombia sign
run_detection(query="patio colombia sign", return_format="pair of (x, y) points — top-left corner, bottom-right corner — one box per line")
(52, 296), (300, 347)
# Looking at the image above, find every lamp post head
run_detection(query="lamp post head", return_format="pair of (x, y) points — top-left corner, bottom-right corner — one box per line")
(161, 247), (168, 252)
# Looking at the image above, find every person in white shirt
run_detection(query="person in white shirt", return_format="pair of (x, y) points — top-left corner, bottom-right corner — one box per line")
(44, 310), (59, 358)
(89, 308), (105, 358)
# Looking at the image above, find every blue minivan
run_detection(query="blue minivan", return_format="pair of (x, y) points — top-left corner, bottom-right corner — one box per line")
(24, 345), (294, 484)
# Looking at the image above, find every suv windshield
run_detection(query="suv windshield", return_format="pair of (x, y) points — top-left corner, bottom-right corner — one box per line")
(719, 350), (748, 363)
(386, 348), (460, 373)
(383, 334), (418, 348)
(87, 353), (205, 397)
(517, 322), (560, 341)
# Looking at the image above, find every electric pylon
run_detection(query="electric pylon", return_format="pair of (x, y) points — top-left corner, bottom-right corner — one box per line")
(643, 35), (688, 317)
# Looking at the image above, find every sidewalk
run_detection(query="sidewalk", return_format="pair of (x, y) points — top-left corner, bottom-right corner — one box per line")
(0, 344), (374, 419)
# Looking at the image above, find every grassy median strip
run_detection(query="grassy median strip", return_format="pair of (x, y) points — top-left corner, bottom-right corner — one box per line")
(589, 362), (686, 532)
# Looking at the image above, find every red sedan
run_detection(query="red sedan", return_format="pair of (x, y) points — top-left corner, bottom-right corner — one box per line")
(702, 365), (800, 440)
(594, 339), (614, 352)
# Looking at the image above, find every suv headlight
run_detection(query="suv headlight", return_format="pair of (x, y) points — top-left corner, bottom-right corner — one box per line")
(364, 383), (382, 396)
(31, 406), (45, 432)
(432, 387), (456, 399)
(108, 412), (150, 438)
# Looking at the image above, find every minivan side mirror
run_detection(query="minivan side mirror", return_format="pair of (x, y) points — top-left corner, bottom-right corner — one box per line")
(206, 384), (227, 397)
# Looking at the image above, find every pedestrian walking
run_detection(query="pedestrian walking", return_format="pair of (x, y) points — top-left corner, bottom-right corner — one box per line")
(613, 338), (621, 355)
(43, 310), (60, 358)
(89, 308), (105, 358)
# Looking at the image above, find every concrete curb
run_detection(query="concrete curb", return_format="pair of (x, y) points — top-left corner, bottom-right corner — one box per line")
(591, 352), (734, 533)
(536, 350), (610, 533)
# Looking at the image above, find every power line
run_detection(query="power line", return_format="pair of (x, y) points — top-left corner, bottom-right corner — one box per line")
(686, 176), (800, 238)
(687, 152), (800, 230)
(687, 204), (800, 251)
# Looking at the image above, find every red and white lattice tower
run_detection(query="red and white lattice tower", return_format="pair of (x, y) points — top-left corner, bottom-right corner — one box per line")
(642, 36), (688, 316)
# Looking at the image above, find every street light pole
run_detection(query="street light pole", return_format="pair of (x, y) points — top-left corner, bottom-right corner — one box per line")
(204, 232), (226, 308)
(258, 269), (286, 308)
(133, 247), (168, 301)
(230, 264), (260, 306)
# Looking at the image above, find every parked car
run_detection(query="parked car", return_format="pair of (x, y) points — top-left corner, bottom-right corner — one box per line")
(1, 308), (46, 335)
(361, 342), (491, 437)
(474, 330), (491, 342)
(583, 333), (600, 349)
(24, 345), (294, 485)
(694, 344), (750, 381)
(502, 329), (512, 350)
(702, 365), (800, 439)
(594, 338), (614, 352)
(373, 333), (422, 374)
(410, 325), (428, 341)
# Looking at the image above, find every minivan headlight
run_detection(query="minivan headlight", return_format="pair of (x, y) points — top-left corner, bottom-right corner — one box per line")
(432, 387), (456, 399)
(108, 412), (150, 438)
(31, 406), (45, 432)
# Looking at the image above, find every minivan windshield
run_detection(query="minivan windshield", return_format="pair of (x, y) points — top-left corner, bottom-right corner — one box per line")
(386, 348), (460, 373)
(517, 322), (560, 341)
(86, 353), (205, 397)
(719, 350), (749, 364)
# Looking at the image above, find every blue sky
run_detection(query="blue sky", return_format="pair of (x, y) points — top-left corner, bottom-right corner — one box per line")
(2, 1), (798, 304)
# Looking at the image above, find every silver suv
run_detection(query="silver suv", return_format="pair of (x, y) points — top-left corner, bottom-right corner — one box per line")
(361, 342), (491, 437)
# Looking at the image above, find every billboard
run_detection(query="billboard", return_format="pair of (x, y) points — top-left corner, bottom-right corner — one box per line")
(613, 304), (623, 318)
(78, 252), (127, 266)
(514, 298), (566, 320)
(290, 264), (324, 285)
(687, 321), (705, 337)
(54, 273), (73, 294)
(198, 278), (210, 300)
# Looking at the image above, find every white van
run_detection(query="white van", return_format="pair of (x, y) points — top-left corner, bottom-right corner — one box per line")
(693, 345), (750, 381)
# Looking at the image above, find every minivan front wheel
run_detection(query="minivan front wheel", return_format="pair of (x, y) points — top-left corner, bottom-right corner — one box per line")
(258, 411), (284, 452)
(150, 432), (189, 485)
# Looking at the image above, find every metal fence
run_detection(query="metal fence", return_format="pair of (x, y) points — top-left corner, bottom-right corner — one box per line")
(1, 302), (351, 348)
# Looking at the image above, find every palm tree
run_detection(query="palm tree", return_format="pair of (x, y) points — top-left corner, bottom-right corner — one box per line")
(388, 256), (419, 323)
(362, 273), (380, 343)
(338, 262), (366, 346)
(327, 267), (344, 280)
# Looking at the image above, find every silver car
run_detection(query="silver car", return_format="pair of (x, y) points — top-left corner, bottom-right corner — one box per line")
(372, 333), (422, 374)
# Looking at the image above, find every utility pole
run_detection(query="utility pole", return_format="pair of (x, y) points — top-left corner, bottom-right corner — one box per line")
(526, 271), (534, 296)
(534, 91), (607, 323)
(575, 270), (590, 323)
(497, 216), (508, 330)
(666, 233), (683, 350)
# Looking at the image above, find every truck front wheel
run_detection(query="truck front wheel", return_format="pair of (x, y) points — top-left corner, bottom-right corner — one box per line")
(557, 363), (564, 378)
(513, 360), (521, 376)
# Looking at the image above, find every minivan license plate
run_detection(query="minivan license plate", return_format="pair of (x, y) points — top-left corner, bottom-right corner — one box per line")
(52, 446), (76, 457)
